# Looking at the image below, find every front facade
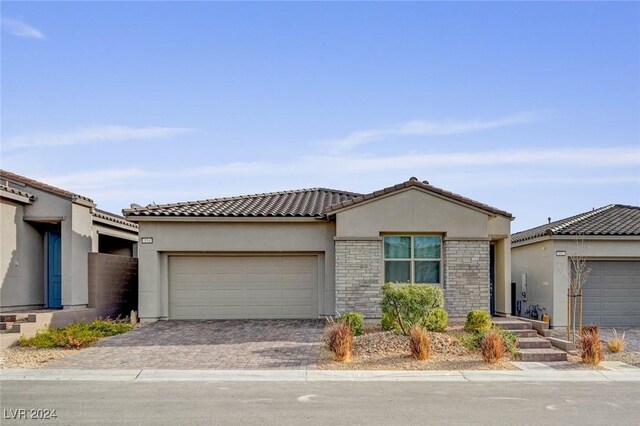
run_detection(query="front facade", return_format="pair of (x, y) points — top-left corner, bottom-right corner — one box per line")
(0, 170), (139, 312)
(124, 178), (512, 322)
(512, 205), (640, 328)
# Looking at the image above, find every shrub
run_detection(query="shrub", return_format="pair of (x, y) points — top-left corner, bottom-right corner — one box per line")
(409, 325), (431, 361)
(380, 282), (445, 335)
(327, 322), (353, 362)
(338, 311), (364, 336)
(578, 325), (603, 365)
(422, 308), (448, 332)
(464, 310), (491, 333)
(20, 318), (134, 349)
(381, 312), (398, 331)
(481, 330), (505, 363)
(607, 329), (625, 353)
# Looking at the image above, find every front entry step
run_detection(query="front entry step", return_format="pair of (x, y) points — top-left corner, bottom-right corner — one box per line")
(493, 318), (567, 362)
(518, 348), (568, 362)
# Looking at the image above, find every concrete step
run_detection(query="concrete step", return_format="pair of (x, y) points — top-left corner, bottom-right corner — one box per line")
(518, 337), (552, 349)
(518, 348), (568, 362)
(492, 320), (532, 331)
(510, 329), (539, 338)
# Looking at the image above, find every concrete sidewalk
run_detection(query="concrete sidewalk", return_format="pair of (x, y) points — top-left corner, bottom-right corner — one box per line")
(2, 368), (639, 382)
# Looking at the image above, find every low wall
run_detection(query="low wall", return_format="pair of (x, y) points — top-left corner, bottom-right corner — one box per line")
(88, 253), (138, 318)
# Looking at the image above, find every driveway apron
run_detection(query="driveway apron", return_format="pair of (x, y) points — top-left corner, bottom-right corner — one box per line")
(46, 320), (324, 370)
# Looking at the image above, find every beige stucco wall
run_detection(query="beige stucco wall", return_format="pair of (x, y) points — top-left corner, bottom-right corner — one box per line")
(512, 237), (640, 327)
(0, 199), (44, 310)
(1, 182), (137, 311)
(136, 220), (336, 321)
(336, 189), (493, 238)
(511, 240), (555, 323)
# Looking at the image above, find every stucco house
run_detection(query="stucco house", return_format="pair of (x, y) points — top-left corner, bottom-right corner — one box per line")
(123, 178), (513, 322)
(511, 204), (640, 328)
(1, 169), (139, 318)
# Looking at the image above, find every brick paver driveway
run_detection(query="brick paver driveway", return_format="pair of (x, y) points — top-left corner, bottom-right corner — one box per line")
(47, 320), (324, 370)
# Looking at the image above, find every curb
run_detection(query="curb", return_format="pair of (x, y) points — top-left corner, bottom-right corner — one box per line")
(1, 368), (640, 382)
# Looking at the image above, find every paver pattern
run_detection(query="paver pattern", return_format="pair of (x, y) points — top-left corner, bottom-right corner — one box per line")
(47, 320), (324, 370)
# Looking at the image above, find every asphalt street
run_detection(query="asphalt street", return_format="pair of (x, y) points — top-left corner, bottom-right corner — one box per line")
(1, 380), (639, 425)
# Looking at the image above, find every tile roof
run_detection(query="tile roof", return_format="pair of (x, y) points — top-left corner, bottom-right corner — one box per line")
(325, 177), (513, 218)
(511, 204), (640, 244)
(0, 184), (36, 201)
(123, 188), (362, 218)
(93, 208), (138, 229)
(123, 177), (513, 219)
(0, 169), (94, 204)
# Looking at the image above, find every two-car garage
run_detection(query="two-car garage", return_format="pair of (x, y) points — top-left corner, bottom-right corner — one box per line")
(168, 255), (319, 320)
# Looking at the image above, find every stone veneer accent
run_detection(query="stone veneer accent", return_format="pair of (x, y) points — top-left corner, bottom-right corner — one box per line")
(444, 240), (490, 317)
(335, 239), (382, 318)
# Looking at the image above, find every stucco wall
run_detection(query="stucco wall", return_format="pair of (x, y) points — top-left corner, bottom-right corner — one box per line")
(513, 237), (640, 327)
(0, 199), (44, 310)
(336, 189), (492, 238)
(511, 240), (555, 322)
(136, 220), (336, 321)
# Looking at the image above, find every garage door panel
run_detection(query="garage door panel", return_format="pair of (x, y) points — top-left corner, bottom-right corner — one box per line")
(583, 260), (640, 327)
(169, 255), (318, 319)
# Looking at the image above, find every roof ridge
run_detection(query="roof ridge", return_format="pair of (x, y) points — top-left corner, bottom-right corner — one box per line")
(548, 204), (616, 235)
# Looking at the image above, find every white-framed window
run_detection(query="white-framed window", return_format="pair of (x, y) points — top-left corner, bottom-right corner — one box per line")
(383, 235), (442, 284)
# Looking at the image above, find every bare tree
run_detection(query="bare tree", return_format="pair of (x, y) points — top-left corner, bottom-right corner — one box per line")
(561, 236), (591, 342)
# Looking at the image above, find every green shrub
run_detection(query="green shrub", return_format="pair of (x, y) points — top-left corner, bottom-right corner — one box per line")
(338, 311), (364, 336)
(464, 310), (491, 333)
(381, 312), (398, 331)
(380, 282), (444, 335)
(20, 318), (134, 349)
(422, 308), (448, 332)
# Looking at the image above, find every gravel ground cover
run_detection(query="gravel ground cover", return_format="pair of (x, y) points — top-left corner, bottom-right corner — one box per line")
(318, 323), (517, 370)
(0, 347), (76, 369)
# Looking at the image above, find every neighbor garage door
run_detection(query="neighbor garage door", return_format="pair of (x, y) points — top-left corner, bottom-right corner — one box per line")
(582, 260), (640, 327)
(169, 256), (317, 319)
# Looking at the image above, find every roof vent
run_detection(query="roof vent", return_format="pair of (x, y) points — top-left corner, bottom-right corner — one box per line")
(422, 180), (429, 185)
(409, 177), (418, 181)
(548, 217), (551, 224)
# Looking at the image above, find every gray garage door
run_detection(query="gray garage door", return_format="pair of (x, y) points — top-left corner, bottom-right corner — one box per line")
(582, 260), (640, 327)
(169, 255), (318, 320)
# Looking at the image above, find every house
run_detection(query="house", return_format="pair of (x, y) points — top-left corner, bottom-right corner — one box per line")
(122, 177), (513, 322)
(511, 204), (640, 328)
(1, 169), (139, 319)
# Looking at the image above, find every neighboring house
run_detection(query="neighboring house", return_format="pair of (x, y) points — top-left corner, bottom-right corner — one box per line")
(1, 169), (139, 315)
(123, 177), (513, 322)
(511, 204), (640, 328)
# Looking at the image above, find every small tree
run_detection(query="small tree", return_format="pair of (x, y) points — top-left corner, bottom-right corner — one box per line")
(562, 237), (591, 342)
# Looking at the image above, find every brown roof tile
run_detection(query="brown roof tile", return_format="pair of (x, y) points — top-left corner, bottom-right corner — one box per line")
(93, 208), (138, 229)
(511, 204), (640, 244)
(0, 184), (36, 201)
(123, 188), (362, 218)
(0, 169), (93, 203)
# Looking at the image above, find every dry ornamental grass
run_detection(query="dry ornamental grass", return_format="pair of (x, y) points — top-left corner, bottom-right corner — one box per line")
(409, 325), (431, 360)
(481, 331), (505, 364)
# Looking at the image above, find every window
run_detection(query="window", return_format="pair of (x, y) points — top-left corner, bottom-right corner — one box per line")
(384, 235), (441, 284)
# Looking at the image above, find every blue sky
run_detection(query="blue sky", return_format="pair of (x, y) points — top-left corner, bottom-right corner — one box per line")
(1, 2), (639, 231)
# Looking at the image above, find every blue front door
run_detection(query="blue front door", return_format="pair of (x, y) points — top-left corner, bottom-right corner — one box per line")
(47, 231), (62, 308)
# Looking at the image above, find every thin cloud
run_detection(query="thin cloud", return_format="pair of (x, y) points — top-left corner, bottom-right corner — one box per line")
(327, 111), (546, 154)
(1, 18), (45, 39)
(2, 126), (194, 151)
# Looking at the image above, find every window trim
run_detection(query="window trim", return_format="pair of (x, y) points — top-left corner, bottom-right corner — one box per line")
(383, 235), (442, 285)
